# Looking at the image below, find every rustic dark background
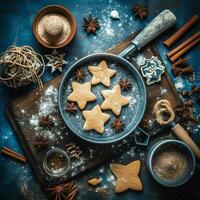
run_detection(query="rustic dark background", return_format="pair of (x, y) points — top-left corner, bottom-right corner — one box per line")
(0, 0), (200, 200)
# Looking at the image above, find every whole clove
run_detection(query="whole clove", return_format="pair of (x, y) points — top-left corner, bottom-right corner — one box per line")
(191, 85), (200, 94)
(172, 66), (193, 76)
(178, 90), (192, 97)
(172, 58), (188, 68)
(175, 100), (198, 123)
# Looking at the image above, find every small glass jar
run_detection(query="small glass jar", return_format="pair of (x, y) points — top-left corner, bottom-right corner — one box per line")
(43, 147), (70, 177)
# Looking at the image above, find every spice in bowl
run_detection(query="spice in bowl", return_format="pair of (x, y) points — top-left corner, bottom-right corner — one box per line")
(152, 146), (188, 180)
(147, 140), (195, 187)
(33, 5), (76, 49)
(38, 13), (71, 45)
(43, 148), (70, 177)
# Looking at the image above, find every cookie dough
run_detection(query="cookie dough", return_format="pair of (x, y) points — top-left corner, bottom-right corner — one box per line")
(88, 60), (116, 87)
(110, 160), (143, 193)
(67, 81), (96, 109)
(82, 105), (110, 134)
(101, 84), (129, 116)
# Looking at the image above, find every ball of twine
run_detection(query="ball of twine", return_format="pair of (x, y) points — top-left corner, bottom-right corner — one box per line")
(0, 46), (45, 90)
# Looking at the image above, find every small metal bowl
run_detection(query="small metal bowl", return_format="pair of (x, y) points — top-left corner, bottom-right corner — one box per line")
(43, 147), (70, 177)
(147, 139), (195, 187)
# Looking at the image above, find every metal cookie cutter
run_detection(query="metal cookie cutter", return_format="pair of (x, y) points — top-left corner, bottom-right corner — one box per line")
(134, 127), (150, 146)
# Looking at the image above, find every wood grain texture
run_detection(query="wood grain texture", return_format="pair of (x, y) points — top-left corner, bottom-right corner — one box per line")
(7, 33), (182, 188)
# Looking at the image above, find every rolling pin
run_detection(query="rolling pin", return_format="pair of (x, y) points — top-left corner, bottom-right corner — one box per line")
(154, 99), (200, 159)
(171, 122), (200, 159)
(119, 9), (177, 57)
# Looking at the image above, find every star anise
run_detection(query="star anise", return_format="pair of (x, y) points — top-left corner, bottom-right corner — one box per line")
(33, 135), (48, 150)
(111, 118), (124, 132)
(39, 115), (54, 129)
(73, 68), (85, 81)
(132, 4), (148, 20)
(45, 181), (78, 200)
(65, 102), (78, 114)
(119, 79), (132, 90)
(83, 15), (100, 34)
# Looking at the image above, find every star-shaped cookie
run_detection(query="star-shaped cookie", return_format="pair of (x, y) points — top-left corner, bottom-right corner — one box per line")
(82, 105), (110, 134)
(101, 84), (129, 116)
(88, 60), (116, 87)
(110, 160), (143, 193)
(67, 82), (96, 109)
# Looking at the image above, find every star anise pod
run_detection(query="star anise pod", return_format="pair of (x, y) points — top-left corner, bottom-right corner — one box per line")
(83, 15), (100, 34)
(45, 181), (78, 200)
(73, 68), (85, 81)
(111, 118), (124, 132)
(39, 115), (54, 129)
(33, 135), (48, 150)
(119, 79), (132, 90)
(132, 4), (148, 20)
(65, 102), (78, 114)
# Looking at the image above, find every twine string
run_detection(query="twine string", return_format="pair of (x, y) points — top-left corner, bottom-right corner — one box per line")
(0, 46), (45, 90)
(154, 99), (175, 125)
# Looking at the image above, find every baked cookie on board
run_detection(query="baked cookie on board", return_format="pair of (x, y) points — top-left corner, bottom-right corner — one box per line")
(101, 84), (129, 116)
(67, 81), (96, 109)
(110, 160), (143, 193)
(88, 60), (116, 87)
(82, 105), (110, 134)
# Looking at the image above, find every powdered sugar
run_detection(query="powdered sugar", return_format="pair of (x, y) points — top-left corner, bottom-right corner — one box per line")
(27, 85), (62, 140)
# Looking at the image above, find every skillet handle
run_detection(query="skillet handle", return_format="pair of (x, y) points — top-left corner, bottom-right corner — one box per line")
(172, 123), (200, 159)
(118, 44), (137, 58)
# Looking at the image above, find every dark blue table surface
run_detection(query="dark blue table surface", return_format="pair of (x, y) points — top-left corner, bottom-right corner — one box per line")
(0, 0), (200, 200)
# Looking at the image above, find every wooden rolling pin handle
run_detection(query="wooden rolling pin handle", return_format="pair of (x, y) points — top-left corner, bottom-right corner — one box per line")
(172, 123), (200, 159)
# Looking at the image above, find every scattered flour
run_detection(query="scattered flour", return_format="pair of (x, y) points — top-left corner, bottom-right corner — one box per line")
(175, 77), (185, 89)
(160, 87), (168, 95)
(28, 85), (60, 140)
(136, 54), (146, 66)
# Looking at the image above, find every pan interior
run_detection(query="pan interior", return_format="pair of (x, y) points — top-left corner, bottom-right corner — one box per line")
(59, 53), (146, 143)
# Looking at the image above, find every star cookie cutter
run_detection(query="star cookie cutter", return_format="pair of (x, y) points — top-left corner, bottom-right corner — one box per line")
(45, 49), (67, 74)
(134, 127), (150, 146)
(140, 56), (165, 85)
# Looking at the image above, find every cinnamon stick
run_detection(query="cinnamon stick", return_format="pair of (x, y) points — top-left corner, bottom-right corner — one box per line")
(1, 147), (27, 163)
(167, 31), (200, 57)
(164, 15), (200, 48)
(169, 36), (200, 62)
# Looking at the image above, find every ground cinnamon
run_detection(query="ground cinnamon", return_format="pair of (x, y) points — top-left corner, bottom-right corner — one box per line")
(153, 147), (188, 180)
(164, 15), (200, 48)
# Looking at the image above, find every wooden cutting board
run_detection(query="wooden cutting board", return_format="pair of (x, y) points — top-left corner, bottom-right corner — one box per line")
(6, 33), (182, 187)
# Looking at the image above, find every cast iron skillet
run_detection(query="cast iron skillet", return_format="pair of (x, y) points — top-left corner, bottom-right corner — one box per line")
(59, 53), (146, 144)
